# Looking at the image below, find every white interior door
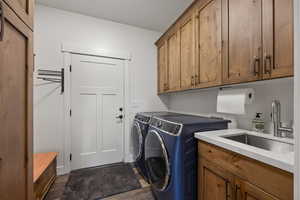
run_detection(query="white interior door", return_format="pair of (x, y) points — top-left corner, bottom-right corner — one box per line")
(71, 54), (125, 170)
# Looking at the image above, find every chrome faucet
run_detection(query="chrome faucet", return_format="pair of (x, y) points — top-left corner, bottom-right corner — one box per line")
(271, 100), (293, 138)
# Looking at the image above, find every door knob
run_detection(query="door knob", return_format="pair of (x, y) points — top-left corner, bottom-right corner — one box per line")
(116, 115), (124, 119)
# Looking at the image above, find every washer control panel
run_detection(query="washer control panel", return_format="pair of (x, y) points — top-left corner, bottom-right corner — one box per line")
(150, 117), (182, 135)
(135, 114), (151, 124)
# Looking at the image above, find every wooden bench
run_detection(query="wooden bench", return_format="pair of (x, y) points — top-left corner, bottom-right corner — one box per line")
(34, 152), (58, 200)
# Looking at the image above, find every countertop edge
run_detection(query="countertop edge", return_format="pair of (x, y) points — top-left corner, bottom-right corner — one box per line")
(195, 129), (294, 174)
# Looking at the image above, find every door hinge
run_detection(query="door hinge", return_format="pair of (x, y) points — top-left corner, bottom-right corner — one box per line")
(69, 65), (72, 72)
(69, 109), (72, 116)
(69, 154), (72, 161)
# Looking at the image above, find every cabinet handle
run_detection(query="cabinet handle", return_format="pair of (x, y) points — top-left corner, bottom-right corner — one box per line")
(0, 0), (4, 41)
(235, 184), (240, 200)
(253, 57), (260, 76)
(191, 76), (195, 86)
(164, 83), (169, 91)
(195, 74), (199, 86)
(226, 182), (232, 200)
(264, 55), (272, 74)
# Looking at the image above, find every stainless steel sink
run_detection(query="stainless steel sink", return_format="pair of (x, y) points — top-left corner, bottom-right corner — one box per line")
(223, 134), (294, 153)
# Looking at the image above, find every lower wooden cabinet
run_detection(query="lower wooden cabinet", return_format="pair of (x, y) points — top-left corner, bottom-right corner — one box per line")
(236, 179), (280, 200)
(199, 158), (280, 200)
(199, 159), (234, 200)
(198, 141), (293, 200)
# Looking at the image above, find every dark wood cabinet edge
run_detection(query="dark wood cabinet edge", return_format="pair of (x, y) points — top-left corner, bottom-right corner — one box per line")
(198, 140), (293, 177)
(157, 75), (293, 95)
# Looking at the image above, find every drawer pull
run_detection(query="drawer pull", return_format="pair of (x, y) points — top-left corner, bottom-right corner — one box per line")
(253, 56), (260, 76)
(191, 76), (195, 86)
(264, 55), (272, 74)
(195, 74), (199, 85)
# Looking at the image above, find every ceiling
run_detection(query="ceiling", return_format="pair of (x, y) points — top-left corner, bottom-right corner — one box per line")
(36, 0), (194, 32)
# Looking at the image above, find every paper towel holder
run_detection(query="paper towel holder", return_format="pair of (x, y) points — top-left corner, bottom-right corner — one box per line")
(219, 87), (253, 100)
(219, 86), (232, 90)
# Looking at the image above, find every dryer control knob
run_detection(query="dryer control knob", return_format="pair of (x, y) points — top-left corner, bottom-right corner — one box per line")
(157, 121), (163, 128)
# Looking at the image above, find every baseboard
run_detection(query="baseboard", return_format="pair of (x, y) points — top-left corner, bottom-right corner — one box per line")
(57, 165), (68, 175)
(124, 153), (134, 163)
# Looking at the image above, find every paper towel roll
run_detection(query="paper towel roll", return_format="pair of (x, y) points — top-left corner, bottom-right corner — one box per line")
(217, 88), (255, 115)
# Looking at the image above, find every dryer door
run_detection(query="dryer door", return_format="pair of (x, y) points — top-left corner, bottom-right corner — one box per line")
(131, 121), (143, 161)
(145, 130), (170, 191)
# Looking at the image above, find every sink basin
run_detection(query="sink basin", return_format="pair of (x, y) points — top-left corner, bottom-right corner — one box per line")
(223, 134), (294, 153)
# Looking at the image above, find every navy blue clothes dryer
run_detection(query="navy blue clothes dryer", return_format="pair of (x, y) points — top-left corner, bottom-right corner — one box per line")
(131, 112), (183, 182)
(145, 115), (231, 200)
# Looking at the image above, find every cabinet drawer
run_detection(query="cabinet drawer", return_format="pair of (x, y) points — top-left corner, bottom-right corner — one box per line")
(198, 141), (293, 200)
(34, 160), (57, 200)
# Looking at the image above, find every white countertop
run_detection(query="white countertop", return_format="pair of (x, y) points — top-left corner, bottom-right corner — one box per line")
(195, 129), (294, 173)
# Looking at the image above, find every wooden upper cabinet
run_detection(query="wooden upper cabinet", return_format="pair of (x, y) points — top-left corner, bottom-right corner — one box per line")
(3, 0), (34, 29)
(262, 0), (294, 79)
(166, 31), (181, 91)
(180, 15), (195, 90)
(157, 42), (169, 93)
(195, 0), (222, 88)
(223, 0), (262, 84)
(236, 179), (280, 200)
(199, 159), (234, 200)
(155, 0), (294, 94)
(0, 2), (33, 200)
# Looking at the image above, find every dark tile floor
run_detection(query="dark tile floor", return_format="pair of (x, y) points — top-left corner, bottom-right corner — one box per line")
(45, 167), (155, 200)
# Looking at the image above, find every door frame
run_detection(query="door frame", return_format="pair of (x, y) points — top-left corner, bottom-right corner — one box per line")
(61, 44), (132, 174)
(294, 0), (300, 198)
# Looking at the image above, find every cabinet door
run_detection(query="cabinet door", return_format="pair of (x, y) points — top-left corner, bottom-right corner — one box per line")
(157, 42), (169, 93)
(262, 0), (293, 79)
(223, 0), (262, 84)
(3, 0), (33, 29)
(167, 31), (181, 91)
(180, 16), (195, 90)
(236, 179), (280, 200)
(0, 2), (33, 200)
(199, 159), (234, 200)
(196, 0), (222, 88)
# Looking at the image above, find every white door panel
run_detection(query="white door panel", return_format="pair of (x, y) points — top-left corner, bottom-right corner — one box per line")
(71, 54), (124, 170)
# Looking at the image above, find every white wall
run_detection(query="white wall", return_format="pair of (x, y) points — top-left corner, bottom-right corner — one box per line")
(34, 4), (168, 174)
(168, 78), (294, 132)
(34, 3), (296, 179)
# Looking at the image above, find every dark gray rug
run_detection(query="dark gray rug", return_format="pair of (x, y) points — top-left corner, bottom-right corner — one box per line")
(63, 163), (141, 200)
